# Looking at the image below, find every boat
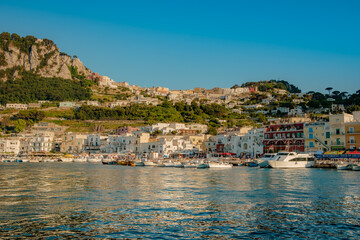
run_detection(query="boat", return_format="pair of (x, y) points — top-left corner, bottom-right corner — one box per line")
(258, 153), (277, 168)
(197, 163), (209, 169)
(268, 152), (315, 168)
(183, 163), (197, 168)
(131, 161), (145, 167)
(248, 162), (258, 167)
(73, 157), (88, 163)
(336, 163), (351, 170)
(163, 161), (182, 167)
(60, 156), (74, 162)
(155, 162), (166, 167)
(352, 164), (360, 171)
(143, 161), (156, 166)
(87, 156), (103, 163)
(208, 162), (232, 168)
(173, 162), (184, 168)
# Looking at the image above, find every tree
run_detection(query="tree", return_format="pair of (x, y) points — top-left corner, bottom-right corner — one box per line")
(207, 127), (217, 135)
(332, 90), (340, 96)
(325, 87), (333, 95)
(14, 119), (27, 133)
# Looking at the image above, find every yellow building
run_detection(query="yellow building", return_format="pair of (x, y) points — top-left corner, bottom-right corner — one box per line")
(329, 113), (353, 150)
(60, 133), (88, 153)
(185, 135), (210, 152)
(304, 122), (331, 153)
(345, 122), (360, 150)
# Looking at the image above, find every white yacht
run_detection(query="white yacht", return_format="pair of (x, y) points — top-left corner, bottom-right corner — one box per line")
(268, 152), (315, 168)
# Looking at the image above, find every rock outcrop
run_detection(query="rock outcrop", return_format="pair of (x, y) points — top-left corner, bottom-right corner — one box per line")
(0, 33), (92, 81)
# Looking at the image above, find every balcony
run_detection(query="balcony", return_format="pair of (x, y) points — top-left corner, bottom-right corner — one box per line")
(348, 141), (356, 144)
(264, 136), (303, 140)
(266, 128), (302, 133)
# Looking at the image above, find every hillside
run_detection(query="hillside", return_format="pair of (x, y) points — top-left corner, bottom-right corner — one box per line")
(241, 80), (301, 93)
(0, 32), (91, 80)
(0, 32), (96, 103)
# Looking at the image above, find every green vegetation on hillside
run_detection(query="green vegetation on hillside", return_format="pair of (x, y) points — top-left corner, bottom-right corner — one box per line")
(0, 69), (92, 104)
(0, 32), (55, 54)
(72, 101), (257, 134)
(241, 80), (301, 93)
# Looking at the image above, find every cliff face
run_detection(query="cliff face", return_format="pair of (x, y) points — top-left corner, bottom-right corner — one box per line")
(0, 34), (92, 81)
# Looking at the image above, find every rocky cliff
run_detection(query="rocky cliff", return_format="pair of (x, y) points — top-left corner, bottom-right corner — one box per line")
(0, 32), (92, 81)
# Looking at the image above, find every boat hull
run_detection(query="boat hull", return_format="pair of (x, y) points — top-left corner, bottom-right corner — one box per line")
(336, 164), (351, 170)
(197, 163), (209, 169)
(208, 163), (232, 168)
(259, 160), (271, 168)
(352, 165), (360, 171)
(269, 161), (314, 168)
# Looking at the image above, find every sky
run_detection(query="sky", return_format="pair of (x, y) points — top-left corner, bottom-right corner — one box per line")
(0, 0), (360, 93)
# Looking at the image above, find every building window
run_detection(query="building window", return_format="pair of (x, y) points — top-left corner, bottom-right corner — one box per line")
(349, 127), (354, 133)
(309, 142), (314, 147)
(336, 129), (340, 135)
(309, 127), (313, 133)
(350, 137), (355, 144)
(326, 132), (330, 138)
(309, 134), (313, 139)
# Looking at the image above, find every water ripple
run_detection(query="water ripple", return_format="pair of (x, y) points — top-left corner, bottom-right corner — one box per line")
(0, 163), (359, 239)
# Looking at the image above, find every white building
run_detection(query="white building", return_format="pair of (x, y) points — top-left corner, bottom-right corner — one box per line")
(20, 133), (54, 153)
(5, 103), (28, 110)
(103, 135), (135, 153)
(0, 138), (21, 154)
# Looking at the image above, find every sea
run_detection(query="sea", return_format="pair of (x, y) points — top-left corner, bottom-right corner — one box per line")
(0, 163), (359, 239)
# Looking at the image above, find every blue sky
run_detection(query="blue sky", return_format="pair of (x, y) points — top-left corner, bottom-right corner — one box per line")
(1, 0), (359, 93)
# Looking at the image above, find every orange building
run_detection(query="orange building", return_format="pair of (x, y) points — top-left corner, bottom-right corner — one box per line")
(345, 122), (360, 150)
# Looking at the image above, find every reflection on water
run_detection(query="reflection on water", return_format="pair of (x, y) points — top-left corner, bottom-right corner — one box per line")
(0, 163), (359, 239)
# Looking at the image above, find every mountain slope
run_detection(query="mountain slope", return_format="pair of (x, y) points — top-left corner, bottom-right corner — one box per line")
(0, 32), (91, 81)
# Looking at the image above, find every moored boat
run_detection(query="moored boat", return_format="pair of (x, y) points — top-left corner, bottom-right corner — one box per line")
(131, 161), (145, 167)
(208, 162), (232, 168)
(197, 163), (209, 169)
(352, 164), (360, 171)
(268, 152), (315, 168)
(336, 162), (352, 170)
(184, 163), (197, 168)
(258, 153), (277, 168)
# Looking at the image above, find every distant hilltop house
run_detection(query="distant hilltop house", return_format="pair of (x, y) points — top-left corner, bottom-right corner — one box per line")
(6, 103), (28, 110)
(59, 101), (83, 108)
(89, 73), (118, 88)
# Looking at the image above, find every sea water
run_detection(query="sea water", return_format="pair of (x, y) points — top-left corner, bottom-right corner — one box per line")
(0, 163), (359, 239)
